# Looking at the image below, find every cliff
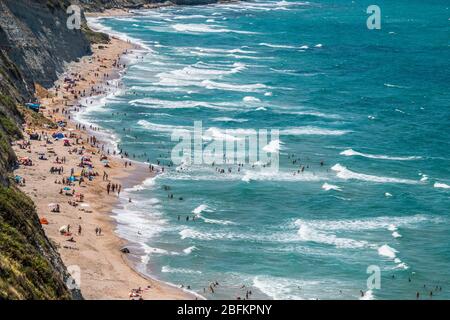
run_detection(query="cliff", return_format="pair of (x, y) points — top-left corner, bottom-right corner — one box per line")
(0, 0), (94, 299)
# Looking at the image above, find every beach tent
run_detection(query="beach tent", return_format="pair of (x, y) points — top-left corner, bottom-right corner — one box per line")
(40, 218), (49, 225)
(53, 132), (65, 139)
(59, 225), (68, 234)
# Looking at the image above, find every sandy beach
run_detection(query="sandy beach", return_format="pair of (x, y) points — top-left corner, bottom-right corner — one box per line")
(12, 36), (194, 300)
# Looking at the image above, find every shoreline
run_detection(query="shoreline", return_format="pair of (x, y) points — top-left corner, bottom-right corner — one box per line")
(13, 22), (195, 299)
(84, 14), (206, 300)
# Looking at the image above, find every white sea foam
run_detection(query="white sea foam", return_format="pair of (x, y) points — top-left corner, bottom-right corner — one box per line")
(139, 243), (181, 264)
(183, 246), (198, 255)
(155, 61), (246, 88)
(125, 177), (156, 192)
(275, 110), (342, 120)
(392, 231), (402, 238)
(340, 149), (421, 161)
(162, 266), (202, 274)
(243, 96), (261, 103)
(201, 217), (235, 225)
(129, 85), (196, 94)
(259, 42), (298, 49)
(297, 224), (369, 249)
(201, 80), (268, 92)
(137, 120), (190, 133)
(203, 127), (243, 142)
(242, 171), (325, 183)
(166, 61), (246, 79)
(212, 117), (248, 123)
(294, 215), (435, 233)
(173, 14), (210, 20)
(192, 204), (211, 215)
(321, 183), (342, 191)
(378, 244), (397, 259)
(331, 164), (419, 184)
(387, 224), (397, 232)
(189, 47), (257, 55)
(281, 127), (350, 136)
(434, 182), (450, 189)
(179, 228), (234, 240)
(253, 275), (309, 300)
(171, 23), (257, 34)
(394, 262), (409, 270)
(384, 83), (408, 89)
(263, 139), (282, 153)
(130, 98), (236, 111)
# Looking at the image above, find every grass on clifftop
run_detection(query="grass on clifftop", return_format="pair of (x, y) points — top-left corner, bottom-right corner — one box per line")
(82, 23), (110, 44)
(18, 106), (57, 130)
(0, 185), (72, 299)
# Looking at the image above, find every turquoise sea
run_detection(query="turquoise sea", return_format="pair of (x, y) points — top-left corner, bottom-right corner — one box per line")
(83, 0), (450, 299)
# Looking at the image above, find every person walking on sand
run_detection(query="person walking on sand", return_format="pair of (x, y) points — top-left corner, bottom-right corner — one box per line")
(95, 227), (99, 236)
(78, 225), (82, 235)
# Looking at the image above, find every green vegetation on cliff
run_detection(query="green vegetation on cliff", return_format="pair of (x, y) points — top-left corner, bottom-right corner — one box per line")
(0, 0), (89, 300)
(0, 186), (72, 299)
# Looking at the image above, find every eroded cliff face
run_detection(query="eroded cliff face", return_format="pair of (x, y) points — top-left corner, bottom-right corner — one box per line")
(0, 0), (92, 90)
(0, 0), (90, 299)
